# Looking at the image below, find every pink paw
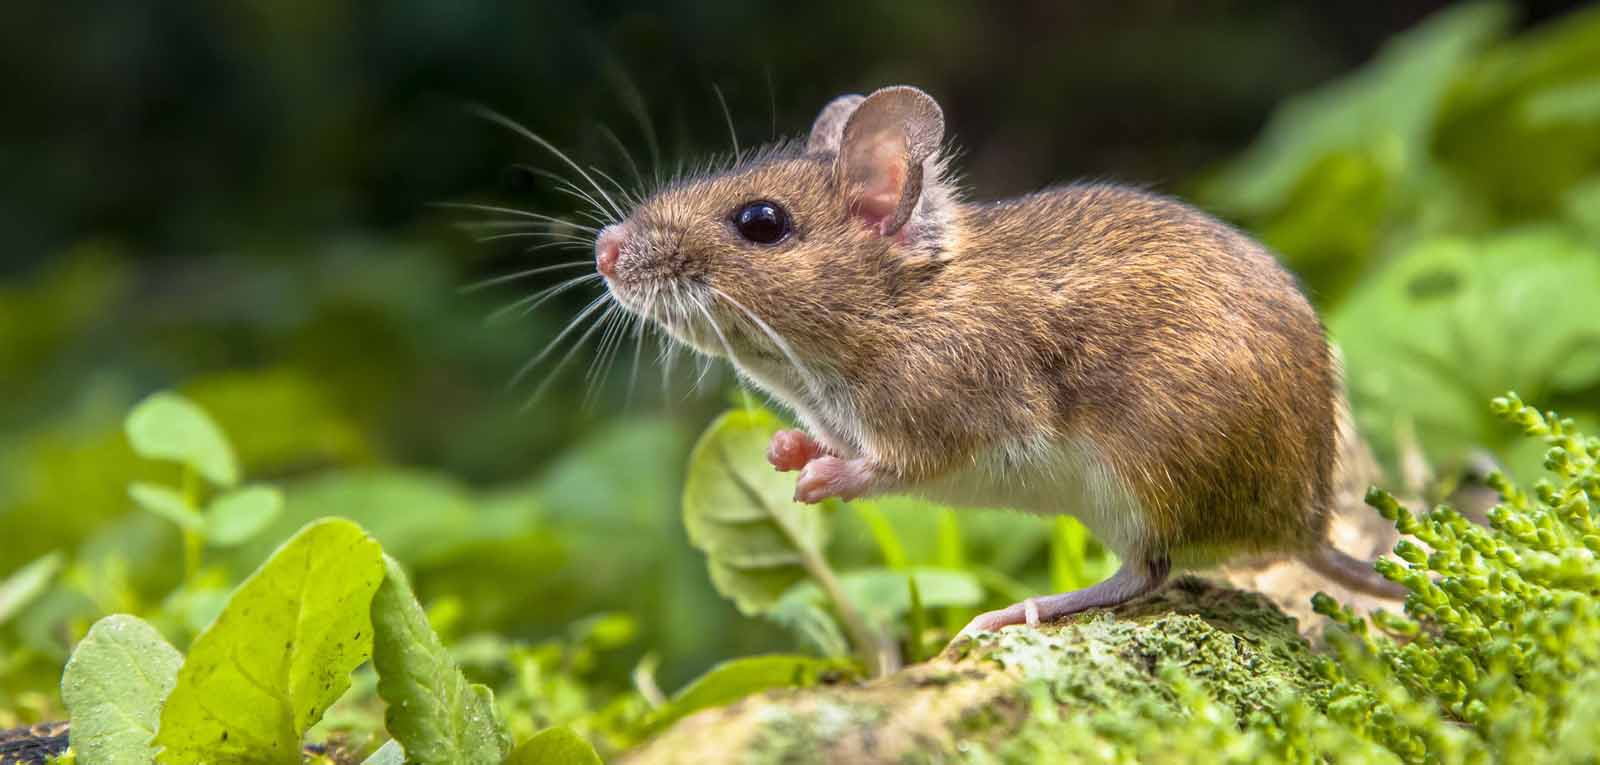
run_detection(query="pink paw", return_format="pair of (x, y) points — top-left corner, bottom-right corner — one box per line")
(793, 456), (876, 504)
(767, 430), (823, 472)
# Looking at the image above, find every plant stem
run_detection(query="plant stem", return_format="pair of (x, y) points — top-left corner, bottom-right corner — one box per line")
(180, 467), (203, 586)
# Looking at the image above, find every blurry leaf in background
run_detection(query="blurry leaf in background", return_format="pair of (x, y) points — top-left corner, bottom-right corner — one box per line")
(203, 485), (284, 546)
(127, 483), (203, 532)
(124, 391), (239, 488)
(371, 555), (508, 765)
(0, 553), (63, 627)
(681, 409), (828, 616)
(1198, 2), (1510, 302)
(506, 725), (603, 765)
(60, 614), (181, 765)
(1331, 227), (1600, 474)
(773, 568), (982, 642)
(639, 654), (850, 736)
(155, 519), (383, 765)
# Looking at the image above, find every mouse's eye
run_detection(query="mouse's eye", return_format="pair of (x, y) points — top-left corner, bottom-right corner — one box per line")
(732, 200), (791, 245)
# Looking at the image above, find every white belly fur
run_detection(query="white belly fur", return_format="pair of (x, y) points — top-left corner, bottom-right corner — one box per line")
(909, 436), (1152, 560)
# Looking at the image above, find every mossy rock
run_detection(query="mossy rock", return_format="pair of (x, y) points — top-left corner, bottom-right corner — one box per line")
(625, 577), (1329, 764)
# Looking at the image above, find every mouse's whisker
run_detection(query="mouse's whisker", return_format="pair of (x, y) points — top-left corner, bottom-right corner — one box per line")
(522, 299), (619, 412)
(711, 83), (741, 164)
(511, 292), (611, 389)
(473, 230), (591, 246)
(471, 105), (628, 222)
(435, 202), (598, 233)
(586, 163), (642, 212)
(595, 123), (648, 198)
(461, 261), (592, 294)
(709, 285), (825, 400)
(487, 272), (602, 324)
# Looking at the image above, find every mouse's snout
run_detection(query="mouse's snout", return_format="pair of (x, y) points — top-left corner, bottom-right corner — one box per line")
(595, 224), (625, 279)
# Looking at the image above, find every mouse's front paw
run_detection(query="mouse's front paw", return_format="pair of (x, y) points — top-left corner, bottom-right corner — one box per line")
(767, 429), (823, 472)
(793, 456), (877, 504)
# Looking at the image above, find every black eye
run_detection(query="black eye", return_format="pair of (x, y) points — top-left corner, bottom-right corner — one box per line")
(732, 200), (791, 244)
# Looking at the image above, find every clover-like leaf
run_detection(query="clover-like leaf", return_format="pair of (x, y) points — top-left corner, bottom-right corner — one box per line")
(0, 551), (64, 626)
(205, 485), (284, 546)
(126, 391), (239, 487)
(154, 518), (384, 764)
(505, 726), (603, 765)
(61, 615), (183, 765)
(128, 482), (203, 532)
(641, 654), (851, 735)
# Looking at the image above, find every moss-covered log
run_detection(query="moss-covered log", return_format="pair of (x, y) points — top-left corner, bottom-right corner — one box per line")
(624, 577), (1339, 764)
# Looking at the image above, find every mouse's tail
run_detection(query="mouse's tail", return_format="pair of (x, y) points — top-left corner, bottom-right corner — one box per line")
(1301, 545), (1408, 600)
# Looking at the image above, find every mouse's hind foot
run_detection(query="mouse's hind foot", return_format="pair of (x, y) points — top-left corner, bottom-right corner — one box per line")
(955, 557), (1170, 638)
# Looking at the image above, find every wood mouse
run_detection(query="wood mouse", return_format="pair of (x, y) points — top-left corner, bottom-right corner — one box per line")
(590, 85), (1403, 635)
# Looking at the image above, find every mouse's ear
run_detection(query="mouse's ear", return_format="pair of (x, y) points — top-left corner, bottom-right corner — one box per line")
(837, 86), (945, 237)
(807, 94), (865, 154)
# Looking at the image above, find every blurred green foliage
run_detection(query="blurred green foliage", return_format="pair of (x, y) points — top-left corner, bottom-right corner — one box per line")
(3, 1), (1600, 762)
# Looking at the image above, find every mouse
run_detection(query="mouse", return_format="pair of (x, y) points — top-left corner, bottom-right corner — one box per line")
(589, 84), (1404, 636)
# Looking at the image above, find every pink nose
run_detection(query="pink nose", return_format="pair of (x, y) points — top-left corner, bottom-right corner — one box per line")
(596, 225), (624, 278)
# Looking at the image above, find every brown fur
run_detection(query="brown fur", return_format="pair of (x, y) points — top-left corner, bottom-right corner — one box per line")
(604, 89), (1340, 571)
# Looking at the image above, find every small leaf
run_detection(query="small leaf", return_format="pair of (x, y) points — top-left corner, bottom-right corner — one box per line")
(128, 483), (203, 532)
(682, 409), (829, 614)
(0, 551), (64, 626)
(506, 726), (603, 765)
(371, 554), (508, 765)
(360, 740), (405, 765)
(125, 391), (239, 487)
(61, 615), (183, 765)
(774, 568), (983, 637)
(642, 655), (849, 734)
(154, 518), (384, 765)
(205, 485), (284, 546)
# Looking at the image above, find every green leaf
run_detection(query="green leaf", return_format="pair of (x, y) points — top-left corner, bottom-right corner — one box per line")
(61, 615), (183, 765)
(205, 485), (284, 546)
(0, 551), (64, 626)
(774, 567), (983, 637)
(506, 726), (603, 765)
(128, 482), (203, 532)
(154, 518), (384, 765)
(641, 655), (848, 734)
(370, 554), (508, 765)
(360, 740), (405, 765)
(125, 391), (239, 487)
(682, 408), (829, 614)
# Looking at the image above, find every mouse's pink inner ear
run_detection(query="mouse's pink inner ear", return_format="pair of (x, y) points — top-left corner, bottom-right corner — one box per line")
(837, 86), (945, 237)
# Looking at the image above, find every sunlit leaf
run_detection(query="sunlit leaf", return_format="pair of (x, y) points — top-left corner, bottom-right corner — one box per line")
(506, 726), (603, 765)
(154, 518), (384, 764)
(641, 654), (851, 734)
(682, 408), (829, 615)
(205, 485), (284, 546)
(0, 551), (64, 626)
(128, 482), (203, 532)
(61, 615), (183, 765)
(125, 391), (239, 487)
(360, 740), (405, 765)
(371, 554), (508, 765)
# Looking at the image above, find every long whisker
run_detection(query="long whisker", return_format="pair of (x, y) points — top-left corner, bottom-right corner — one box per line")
(433, 202), (598, 233)
(511, 293), (611, 387)
(712, 84), (741, 164)
(461, 261), (592, 294)
(470, 105), (626, 222)
(522, 301), (620, 411)
(599, 58), (661, 187)
(597, 123), (647, 194)
(474, 231), (592, 245)
(487, 272), (602, 323)
(708, 285), (825, 399)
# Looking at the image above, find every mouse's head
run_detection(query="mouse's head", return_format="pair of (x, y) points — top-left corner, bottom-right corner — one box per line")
(596, 85), (959, 371)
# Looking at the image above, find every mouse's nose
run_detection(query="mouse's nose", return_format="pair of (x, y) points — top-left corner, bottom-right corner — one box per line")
(595, 225), (625, 279)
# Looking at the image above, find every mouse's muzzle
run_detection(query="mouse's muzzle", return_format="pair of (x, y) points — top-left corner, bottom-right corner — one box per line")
(595, 223), (626, 279)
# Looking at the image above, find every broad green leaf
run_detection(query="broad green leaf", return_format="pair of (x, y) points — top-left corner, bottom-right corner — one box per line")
(1331, 228), (1600, 471)
(155, 518), (384, 765)
(360, 740), (405, 765)
(128, 483), (203, 532)
(125, 392), (239, 487)
(370, 554), (507, 765)
(506, 726), (603, 765)
(205, 485), (284, 546)
(774, 567), (983, 637)
(683, 408), (828, 614)
(61, 615), (183, 765)
(0, 551), (64, 626)
(641, 655), (849, 734)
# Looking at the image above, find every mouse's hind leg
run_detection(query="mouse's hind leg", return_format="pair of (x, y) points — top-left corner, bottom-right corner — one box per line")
(956, 556), (1170, 638)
